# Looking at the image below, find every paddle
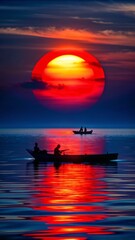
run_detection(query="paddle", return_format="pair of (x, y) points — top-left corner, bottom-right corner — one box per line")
(61, 149), (69, 152)
(60, 149), (69, 154)
(46, 149), (69, 153)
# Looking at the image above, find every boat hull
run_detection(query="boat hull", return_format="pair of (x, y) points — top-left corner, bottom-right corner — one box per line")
(26, 149), (118, 165)
(73, 130), (93, 134)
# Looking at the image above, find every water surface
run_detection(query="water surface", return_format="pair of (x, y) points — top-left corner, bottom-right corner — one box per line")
(0, 128), (135, 240)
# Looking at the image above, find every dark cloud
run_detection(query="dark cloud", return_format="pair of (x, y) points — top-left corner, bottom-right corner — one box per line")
(21, 79), (65, 90)
(95, 78), (105, 82)
(89, 62), (102, 68)
(21, 79), (48, 90)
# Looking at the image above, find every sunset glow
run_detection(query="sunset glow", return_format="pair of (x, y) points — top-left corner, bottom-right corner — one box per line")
(44, 54), (93, 80)
(32, 50), (105, 109)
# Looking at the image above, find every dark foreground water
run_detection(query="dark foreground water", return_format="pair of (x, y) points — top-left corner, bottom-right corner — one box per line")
(0, 128), (135, 240)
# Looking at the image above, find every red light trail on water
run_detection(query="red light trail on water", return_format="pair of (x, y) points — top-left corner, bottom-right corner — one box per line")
(24, 164), (115, 239)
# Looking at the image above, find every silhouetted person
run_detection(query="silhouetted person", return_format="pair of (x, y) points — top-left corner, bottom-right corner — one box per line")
(34, 142), (40, 153)
(79, 126), (83, 133)
(84, 127), (87, 133)
(54, 144), (62, 156)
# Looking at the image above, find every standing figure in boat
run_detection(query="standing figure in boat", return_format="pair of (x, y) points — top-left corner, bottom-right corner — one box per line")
(84, 127), (87, 133)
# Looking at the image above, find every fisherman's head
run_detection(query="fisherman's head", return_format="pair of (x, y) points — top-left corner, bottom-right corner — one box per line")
(57, 144), (60, 148)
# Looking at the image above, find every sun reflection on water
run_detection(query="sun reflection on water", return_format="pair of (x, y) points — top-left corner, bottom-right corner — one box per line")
(32, 128), (105, 155)
(25, 163), (115, 239)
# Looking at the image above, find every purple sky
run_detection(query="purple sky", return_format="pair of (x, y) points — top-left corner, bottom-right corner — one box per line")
(0, 0), (135, 128)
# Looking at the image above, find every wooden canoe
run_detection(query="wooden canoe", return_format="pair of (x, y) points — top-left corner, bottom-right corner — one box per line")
(26, 149), (118, 164)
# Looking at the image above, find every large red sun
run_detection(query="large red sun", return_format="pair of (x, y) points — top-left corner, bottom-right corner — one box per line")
(32, 50), (105, 109)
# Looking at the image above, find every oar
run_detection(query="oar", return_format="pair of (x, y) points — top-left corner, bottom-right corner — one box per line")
(47, 148), (69, 153)
(61, 149), (69, 153)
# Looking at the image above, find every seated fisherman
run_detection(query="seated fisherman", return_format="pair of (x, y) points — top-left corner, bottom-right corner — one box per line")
(34, 142), (40, 153)
(79, 126), (83, 133)
(54, 144), (62, 156)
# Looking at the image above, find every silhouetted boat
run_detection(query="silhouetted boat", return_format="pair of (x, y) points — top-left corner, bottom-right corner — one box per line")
(26, 149), (118, 164)
(73, 130), (93, 134)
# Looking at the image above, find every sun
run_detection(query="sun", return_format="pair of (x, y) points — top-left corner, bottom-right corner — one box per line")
(32, 49), (105, 109)
(44, 54), (93, 80)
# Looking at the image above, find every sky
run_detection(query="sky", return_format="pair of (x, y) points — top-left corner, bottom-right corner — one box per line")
(0, 0), (135, 128)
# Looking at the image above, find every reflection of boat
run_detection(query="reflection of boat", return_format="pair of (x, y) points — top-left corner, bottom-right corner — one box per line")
(73, 130), (93, 134)
(26, 149), (118, 164)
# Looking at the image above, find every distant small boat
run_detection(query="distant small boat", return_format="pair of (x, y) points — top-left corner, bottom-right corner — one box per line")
(73, 130), (93, 135)
(26, 149), (118, 165)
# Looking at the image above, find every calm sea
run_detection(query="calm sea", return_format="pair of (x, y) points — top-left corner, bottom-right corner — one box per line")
(0, 128), (135, 240)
